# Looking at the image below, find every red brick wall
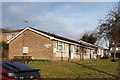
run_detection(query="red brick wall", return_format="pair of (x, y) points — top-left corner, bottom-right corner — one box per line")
(1, 50), (9, 58)
(9, 30), (53, 60)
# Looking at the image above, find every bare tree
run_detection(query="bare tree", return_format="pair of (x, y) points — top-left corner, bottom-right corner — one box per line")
(98, 5), (120, 59)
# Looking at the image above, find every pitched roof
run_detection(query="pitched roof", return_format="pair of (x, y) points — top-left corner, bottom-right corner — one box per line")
(29, 27), (81, 44)
(7, 27), (83, 46)
(0, 28), (23, 33)
(30, 27), (97, 48)
(0, 28), (10, 33)
(8, 29), (23, 33)
(79, 40), (97, 48)
(6, 26), (99, 49)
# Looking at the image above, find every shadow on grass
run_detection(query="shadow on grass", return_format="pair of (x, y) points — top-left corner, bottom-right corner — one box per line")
(70, 61), (120, 79)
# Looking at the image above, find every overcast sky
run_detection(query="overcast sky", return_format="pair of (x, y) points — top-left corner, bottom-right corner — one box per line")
(2, 2), (118, 41)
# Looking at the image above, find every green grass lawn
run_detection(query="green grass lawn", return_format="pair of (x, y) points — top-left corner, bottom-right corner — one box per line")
(29, 59), (120, 78)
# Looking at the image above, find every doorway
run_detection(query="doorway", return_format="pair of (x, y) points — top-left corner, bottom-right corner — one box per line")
(69, 44), (71, 59)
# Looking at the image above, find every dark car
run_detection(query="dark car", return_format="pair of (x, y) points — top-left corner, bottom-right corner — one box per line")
(0, 60), (41, 80)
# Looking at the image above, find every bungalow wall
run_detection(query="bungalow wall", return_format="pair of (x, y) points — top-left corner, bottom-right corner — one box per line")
(97, 48), (104, 58)
(8, 27), (98, 61)
(52, 41), (69, 60)
(52, 41), (81, 60)
(9, 30), (53, 60)
(52, 40), (97, 60)
(83, 48), (96, 60)
(91, 50), (97, 59)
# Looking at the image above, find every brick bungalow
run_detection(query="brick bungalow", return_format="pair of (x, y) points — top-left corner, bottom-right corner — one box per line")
(79, 40), (97, 60)
(0, 28), (23, 42)
(7, 27), (97, 61)
(0, 28), (23, 58)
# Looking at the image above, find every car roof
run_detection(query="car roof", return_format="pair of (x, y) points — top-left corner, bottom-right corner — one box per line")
(1, 61), (35, 72)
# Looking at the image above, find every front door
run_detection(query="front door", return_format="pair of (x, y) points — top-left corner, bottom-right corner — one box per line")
(69, 44), (71, 59)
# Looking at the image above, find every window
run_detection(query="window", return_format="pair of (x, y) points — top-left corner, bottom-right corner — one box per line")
(7, 34), (13, 40)
(75, 46), (77, 53)
(63, 43), (65, 50)
(118, 47), (120, 51)
(84, 49), (87, 54)
(93, 50), (96, 54)
(87, 49), (89, 53)
(110, 48), (113, 51)
(110, 47), (120, 51)
(78, 47), (80, 53)
(23, 47), (28, 54)
(84, 48), (89, 54)
(116, 48), (118, 51)
(56, 41), (65, 51)
(75, 46), (80, 54)
(71, 45), (73, 53)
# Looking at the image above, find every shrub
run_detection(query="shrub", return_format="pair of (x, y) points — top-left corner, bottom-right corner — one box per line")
(0, 41), (9, 50)
(31, 59), (51, 62)
(2, 58), (11, 61)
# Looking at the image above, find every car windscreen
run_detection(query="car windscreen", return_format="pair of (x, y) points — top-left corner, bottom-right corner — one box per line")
(3, 62), (35, 72)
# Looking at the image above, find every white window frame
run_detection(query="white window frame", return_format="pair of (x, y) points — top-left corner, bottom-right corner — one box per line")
(84, 48), (87, 54)
(118, 47), (120, 51)
(93, 50), (96, 54)
(75, 46), (80, 54)
(56, 41), (65, 52)
(23, 47), (28, 54)
(7, 34), (13, 40)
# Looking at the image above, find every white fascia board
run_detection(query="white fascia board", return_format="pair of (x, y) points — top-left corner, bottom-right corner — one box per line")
(6, 27), (28, 44)
(86, 46), (95, 50)
(50, 37), (55, 40)
(79, 40), (93, 45)
(53, 38), (81, 46)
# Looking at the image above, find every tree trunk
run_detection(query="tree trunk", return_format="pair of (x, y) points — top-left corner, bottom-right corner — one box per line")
(114, 41), (117, 59)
